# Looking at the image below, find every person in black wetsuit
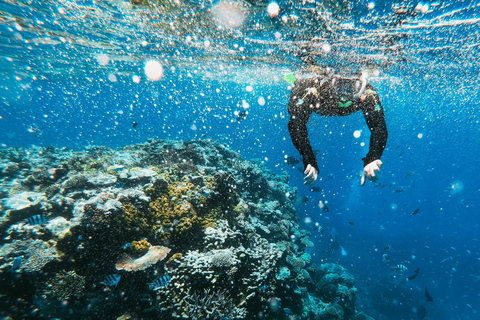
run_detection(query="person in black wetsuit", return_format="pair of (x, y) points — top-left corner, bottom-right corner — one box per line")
(287, 67), (388, 186)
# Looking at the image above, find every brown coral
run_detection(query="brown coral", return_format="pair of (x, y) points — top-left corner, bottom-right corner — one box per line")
(116, 245), (171, 271)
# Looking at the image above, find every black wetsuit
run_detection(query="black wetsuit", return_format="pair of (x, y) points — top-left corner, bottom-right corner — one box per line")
(287, 74), (388, 172)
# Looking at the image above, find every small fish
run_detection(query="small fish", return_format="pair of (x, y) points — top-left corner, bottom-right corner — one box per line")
(310, 186), (322, 193)
(331, 297), (341, 304)
(382, 254), (389, 263)
(258, 285), (269, 291)
(8, 256), (23, 273)
(121, 243), (131, 250)
(417, 304), (427, 319)
(406, 268), (420, 281)
(380, 293), (390, 303)
(202, 192), (210, 197)
(107, 165), (124, 172)
(391, 264), (408, 272)
(295, 195), (309, 204)
(318, 201), (329, 212)
(410, 208), (420, 216)
(283, 308), (294, 314)
(383, 245), (391, 251)
(149, 275), (171, 290)
(27, 214), (48, 225)
(324, 248), (334, 254)
(425, 286), (433, 302)
(340, 246), (347, 256)
(285, 156), (300, 165)
(236, 110), (248, 122)
(314, 223), (323, 233)
(116, 182), (125, 188)
(393, 188), (404, 193)
(348, 221), (355, 226)
(101, 274), (121, 288)
(132, 121), (138, 128)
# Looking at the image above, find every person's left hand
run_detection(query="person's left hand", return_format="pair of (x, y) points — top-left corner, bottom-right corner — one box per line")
(361, 159), (382, 185)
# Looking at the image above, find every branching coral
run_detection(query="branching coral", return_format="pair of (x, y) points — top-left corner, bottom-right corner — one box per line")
(181, 288), (247, 319)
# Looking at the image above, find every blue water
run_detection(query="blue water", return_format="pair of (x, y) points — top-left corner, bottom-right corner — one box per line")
(1, 0), (480, 319)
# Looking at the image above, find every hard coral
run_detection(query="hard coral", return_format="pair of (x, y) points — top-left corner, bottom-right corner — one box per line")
(130, 240), (151, 254)
(47, 270), (85, 301)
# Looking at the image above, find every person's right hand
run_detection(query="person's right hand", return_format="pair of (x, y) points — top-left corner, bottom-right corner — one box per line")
(304, 164), (318, 186)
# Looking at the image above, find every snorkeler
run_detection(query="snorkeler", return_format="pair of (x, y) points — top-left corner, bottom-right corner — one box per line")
(286, 67), (388, 186)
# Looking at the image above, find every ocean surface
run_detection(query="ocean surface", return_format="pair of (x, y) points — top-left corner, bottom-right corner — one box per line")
(1, 0), (479, 319)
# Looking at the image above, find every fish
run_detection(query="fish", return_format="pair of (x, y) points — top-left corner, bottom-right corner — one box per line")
(116, 182), (125, 188)
(417, 305), (427, 319)
(380, 293), (390, 303)
(283, 308), (294, 314)
(258, 285), (269, 291)
(318, 201), (329, 212)
(324, 248), (334, 254)
(101, 274), (121, 288)
(295, 195), (309, 204)
(393, 188), (404, 193)
(236, 110), (248, 122)
(331, 297), (341, 304)
(132, 121), (138, 128)
(406, 268), (420, 281)
(26, 214), (48, 225)
(285, 156), (300, 165)
(149, 275), (171, 290)
(107, 165), (124, 172)
(8, 256), (23, 273)
(410, 208), (420, 216)
(309, 186), (322, 192)
(348, 221), (355, 226)
(314, 223), (323, 233)
(340, 246), (347, 256)
(391, 264), (408, 272)
(382, 254), (389, 263)
(202, 192), (211, 197)
(469, 274), (480, 281)
(383, 245), (391, 251)
(424, 286), (433, 302)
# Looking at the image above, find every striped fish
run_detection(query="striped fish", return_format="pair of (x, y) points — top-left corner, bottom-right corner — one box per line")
(148, 275), (171, 290)
(331, 297), (341, 304)
(27, 214), (48, 225)
(391, 264), (408, 272)
(101, 274), (121, 288)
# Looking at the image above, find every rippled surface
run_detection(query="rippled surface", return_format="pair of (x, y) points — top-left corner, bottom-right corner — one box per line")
(2, 0), (480, 83)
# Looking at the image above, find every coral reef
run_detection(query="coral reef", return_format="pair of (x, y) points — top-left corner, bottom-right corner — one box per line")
(0, 139), (372, 319)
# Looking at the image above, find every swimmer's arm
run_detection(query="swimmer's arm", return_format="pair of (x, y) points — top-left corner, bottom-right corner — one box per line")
(361, 90), (388, 166)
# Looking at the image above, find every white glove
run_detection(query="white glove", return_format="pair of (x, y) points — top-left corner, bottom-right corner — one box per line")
(304, 164), (318, 186)
(361, 159), (382, 185)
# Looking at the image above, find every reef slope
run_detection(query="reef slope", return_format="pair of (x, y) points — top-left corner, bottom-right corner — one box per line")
(0, 139), (372, 320)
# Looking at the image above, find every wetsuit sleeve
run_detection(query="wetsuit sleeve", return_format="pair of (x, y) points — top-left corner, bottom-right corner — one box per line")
(287, 81), (319, 172)
(360, 86), (388, 167)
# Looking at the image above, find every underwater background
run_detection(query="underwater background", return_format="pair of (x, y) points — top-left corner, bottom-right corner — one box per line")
(1, 0), (479, 319)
